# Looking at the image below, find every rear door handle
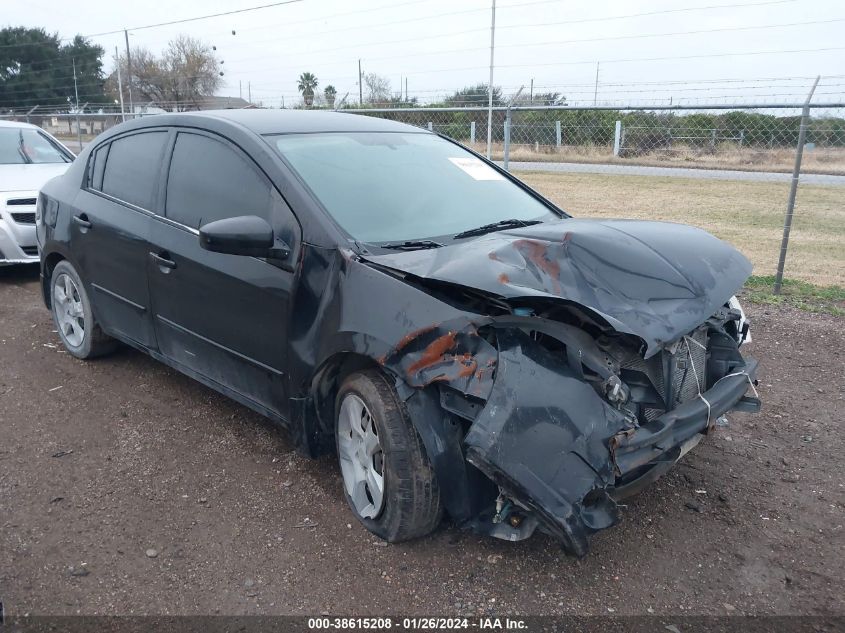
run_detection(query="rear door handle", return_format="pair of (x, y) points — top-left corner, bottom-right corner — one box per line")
(149, 252), (177, 270)
(72, 214), (92, 229)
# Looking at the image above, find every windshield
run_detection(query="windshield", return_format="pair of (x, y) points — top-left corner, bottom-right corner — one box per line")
(268, 132), (559, 244)
(0, 127), (73, 165)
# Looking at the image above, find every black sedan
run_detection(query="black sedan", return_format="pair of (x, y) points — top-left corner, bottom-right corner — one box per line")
(36, 110), (760, 556)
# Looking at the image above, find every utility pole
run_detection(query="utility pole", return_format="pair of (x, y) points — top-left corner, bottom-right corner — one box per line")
(115, 47), (126, 122)
(530, 78), (533, 103)
(405, 77), (408, 102)
(486, 0), (496, 159)
(358, 59), (363, 106)
(774, 75), (821, 294)
(72, 58), (82, 151)
(124, 30), (134, 116)
(248, 81), (251, 104)
(593, 61), (600, 105)
(239, 80), (242, 99)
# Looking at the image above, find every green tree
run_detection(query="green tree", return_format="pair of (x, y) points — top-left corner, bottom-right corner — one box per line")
(443, 83), (503, 107)
(297, 72), (318, 107)
(324, 84), (337, 109)
(0, 27), (106, 109)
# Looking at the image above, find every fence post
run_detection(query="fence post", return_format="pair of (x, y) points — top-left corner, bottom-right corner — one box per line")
(613, 120), (622, 157)
(503, 85), (524, 172)
(503, 114), (511, 171)
(470, 120), (476, 143)
(555, 120), (561, 148)
(773, 75), (820, 295)
(26, 105), (38, 124)
(427, 121), (433, 131)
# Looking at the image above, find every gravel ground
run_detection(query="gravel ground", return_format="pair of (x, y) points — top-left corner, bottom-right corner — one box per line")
(1, 265), (842, 617)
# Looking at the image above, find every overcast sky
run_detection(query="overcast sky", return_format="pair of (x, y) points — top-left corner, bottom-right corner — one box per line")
(10, 0), (845, 107)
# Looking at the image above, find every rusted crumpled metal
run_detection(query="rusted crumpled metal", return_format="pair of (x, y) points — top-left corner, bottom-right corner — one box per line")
(378, 318), (498, 400)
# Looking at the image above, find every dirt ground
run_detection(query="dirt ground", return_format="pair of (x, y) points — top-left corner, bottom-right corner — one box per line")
(1, 265), (843, 617)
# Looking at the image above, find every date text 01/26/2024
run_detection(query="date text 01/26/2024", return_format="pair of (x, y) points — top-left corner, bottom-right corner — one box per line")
(307, 617), (528, 630)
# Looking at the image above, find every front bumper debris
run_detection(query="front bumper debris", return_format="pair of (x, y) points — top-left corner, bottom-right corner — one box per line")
(463, 328), (759, 557)
(611, 357), (759, 475)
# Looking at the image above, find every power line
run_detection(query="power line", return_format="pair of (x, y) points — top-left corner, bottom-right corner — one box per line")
(84, 0), (306, 37)
(176, 0), (802, 52)
(176, 13), (842, 80)
(498, 0), (799, 30)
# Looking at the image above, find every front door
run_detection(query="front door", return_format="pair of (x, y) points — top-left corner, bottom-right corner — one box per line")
(147, 130), (298, 416)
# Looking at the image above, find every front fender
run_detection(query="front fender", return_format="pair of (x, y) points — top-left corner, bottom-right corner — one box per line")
(464, 328), (630, 556)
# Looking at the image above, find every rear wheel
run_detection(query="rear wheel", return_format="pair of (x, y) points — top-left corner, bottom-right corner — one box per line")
(335, 370), (443, 542)
(50, 260), (117, 359)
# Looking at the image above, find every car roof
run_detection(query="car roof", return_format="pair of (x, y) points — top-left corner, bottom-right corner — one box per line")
(0, 119), (40, 130)
(151, 109), (428, 135)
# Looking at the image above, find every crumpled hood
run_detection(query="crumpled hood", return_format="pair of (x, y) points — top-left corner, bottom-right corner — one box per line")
(365, 218), (752, 358)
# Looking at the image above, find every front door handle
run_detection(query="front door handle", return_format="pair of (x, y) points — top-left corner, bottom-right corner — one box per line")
(149, 251), (177, 270)
(72, 214), (92, 229)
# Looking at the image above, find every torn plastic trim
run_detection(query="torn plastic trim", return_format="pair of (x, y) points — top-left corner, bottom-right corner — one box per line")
(463, 328), (631, 557)
(610, 356), (759, 475)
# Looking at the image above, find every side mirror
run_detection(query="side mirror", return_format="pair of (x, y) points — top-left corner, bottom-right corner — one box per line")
(199, 215), (290, 259)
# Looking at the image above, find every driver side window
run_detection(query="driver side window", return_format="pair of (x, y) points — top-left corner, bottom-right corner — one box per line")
(165, 132), (289, 233)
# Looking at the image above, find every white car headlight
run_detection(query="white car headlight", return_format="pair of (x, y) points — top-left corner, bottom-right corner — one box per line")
(728, 295), (751, 344)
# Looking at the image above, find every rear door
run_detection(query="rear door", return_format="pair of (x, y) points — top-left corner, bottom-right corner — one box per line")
(147, 129), (299, 416)
(70, 130), (169, 348)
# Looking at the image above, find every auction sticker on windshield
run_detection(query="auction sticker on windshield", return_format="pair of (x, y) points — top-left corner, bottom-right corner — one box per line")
(448, 156), (505, 181)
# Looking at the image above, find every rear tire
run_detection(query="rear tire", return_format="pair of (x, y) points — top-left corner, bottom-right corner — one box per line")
(335, 369), (443, 542)
(50, 260), (117, 359)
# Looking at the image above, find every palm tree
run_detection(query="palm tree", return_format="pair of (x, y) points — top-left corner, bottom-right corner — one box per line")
(297, 72), (318, 107)
(324, 85), (337, 109)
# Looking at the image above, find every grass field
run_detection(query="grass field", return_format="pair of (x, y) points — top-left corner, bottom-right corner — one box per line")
(519, 171), (845, 287)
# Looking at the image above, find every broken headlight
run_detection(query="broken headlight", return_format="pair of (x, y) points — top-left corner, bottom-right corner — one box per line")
(728, 295), (751, 345)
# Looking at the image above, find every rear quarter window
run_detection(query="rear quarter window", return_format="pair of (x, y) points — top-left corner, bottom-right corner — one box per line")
(101, 131), (168, 210)
(87, 143), (110, 191)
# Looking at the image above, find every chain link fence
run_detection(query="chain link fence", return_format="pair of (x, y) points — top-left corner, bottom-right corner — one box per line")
(350, 104), (845, 176)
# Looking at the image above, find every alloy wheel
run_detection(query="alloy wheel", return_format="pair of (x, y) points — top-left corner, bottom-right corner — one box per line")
(337, 393), (385, 519)
(53, 272), (86, 348)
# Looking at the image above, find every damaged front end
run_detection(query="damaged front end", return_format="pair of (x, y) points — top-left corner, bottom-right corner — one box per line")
(466, 307), (758, 556)
(360, 219), (761, 555)
(376, 299), (759, 556)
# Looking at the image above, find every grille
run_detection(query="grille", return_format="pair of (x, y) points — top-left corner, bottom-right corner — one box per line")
(21, 246), (38, 256)
(675, 327), (709, 406)
(11, 212), (36, 224)
(7, 198), (36, 206)
(621, 326), (709, 419)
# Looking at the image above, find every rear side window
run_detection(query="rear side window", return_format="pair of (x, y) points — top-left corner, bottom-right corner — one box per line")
(87, 143), (109, 191)
(101, 131), (167, 210)
(165, 132), (272, 229)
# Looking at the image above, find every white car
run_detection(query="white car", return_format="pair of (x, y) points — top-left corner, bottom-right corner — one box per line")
(0, 120), (74, 265)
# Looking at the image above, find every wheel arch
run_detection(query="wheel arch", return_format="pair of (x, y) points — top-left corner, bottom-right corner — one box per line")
(308, 351), (385, 455)
(41, 249), (69, 309)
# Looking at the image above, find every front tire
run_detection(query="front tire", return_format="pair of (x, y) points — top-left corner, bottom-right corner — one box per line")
(50, 260), (117, 359)
(335, 370), (443, 542)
